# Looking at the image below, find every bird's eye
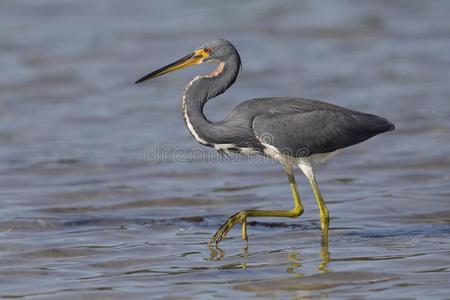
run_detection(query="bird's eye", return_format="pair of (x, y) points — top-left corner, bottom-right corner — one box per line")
(203, 47), (212, 54)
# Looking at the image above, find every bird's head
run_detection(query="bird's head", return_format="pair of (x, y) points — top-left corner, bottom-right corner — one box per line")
(135, 39), (240, 84)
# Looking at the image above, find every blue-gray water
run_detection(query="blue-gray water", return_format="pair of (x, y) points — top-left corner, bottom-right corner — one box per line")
(1, 0), (450, 299)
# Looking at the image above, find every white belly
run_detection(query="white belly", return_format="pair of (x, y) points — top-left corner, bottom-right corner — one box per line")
(261, 141), (340, 166)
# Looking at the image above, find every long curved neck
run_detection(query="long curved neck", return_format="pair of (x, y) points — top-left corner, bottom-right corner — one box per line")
(182, 58), (240, 145)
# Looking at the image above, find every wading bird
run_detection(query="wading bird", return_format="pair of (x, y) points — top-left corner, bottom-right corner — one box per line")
(135, 39), (394, 246)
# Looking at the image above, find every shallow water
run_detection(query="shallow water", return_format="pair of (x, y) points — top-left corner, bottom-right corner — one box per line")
(1, 0), (450, 299)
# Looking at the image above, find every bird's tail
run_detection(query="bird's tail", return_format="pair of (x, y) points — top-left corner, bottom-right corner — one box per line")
(357, 113), (395, 133)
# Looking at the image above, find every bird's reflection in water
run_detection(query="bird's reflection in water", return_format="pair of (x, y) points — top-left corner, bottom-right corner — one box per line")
(241, 245), (249, 269)
(208, 245), (225, 261)
(207, 243), (249, 269)
(286, 251), (302, 274)
(319, 243), (331, 273)
(208, 241), (331, 272)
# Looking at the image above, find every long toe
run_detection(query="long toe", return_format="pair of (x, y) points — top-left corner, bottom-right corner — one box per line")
(210, 222), (232, 245)
(209, 212), (246, 245)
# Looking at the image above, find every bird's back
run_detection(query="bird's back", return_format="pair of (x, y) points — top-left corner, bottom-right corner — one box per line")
(227, 97), (381, 118)
(225, 97), (394, 157)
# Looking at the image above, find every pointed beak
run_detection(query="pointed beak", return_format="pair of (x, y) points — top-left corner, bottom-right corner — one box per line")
(135, 49), (209, 84)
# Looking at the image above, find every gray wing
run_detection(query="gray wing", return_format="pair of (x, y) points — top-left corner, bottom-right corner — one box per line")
(252, 110), (394, 157)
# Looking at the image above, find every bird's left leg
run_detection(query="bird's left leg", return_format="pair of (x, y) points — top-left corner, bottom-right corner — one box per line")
(209, 165), (304, 245)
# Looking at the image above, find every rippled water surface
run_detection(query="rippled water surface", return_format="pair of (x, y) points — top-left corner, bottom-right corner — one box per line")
(1, 0), (450, 299)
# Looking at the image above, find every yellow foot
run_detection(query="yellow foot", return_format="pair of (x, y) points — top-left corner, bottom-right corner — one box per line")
(321, 227), (329, 246)
(209, 211), (247, 245)
(320, 216), (330, 246)
(242, 218), (248, 241)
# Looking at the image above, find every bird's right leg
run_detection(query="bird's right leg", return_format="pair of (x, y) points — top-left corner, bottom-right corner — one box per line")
(298, 160), (329, 246)
(209, 166), (304, 245)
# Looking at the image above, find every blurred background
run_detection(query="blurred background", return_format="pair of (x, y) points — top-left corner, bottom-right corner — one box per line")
(1, 0), (449, 299)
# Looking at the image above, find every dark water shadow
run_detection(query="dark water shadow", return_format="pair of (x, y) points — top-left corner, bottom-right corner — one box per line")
(347, 224), (450, 238)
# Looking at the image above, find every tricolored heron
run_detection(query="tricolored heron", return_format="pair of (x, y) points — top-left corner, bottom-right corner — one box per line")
(135, 39), (394, 246)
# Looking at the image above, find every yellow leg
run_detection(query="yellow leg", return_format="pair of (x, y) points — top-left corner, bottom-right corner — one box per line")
(308, 176), (329, 246)
(209, 166), (304, 245)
